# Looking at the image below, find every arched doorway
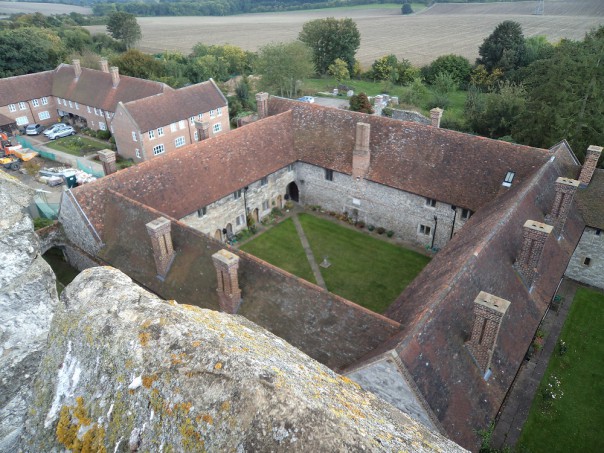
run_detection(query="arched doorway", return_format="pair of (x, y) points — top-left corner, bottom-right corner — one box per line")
(276, 195), (282, 208)
(214, 229), (222, 241)
(252, 208), (259, 223)
(286, 182), (299, 202)
(225, 223), (233, 235)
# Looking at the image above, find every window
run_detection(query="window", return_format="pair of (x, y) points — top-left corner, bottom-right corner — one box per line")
(461, 208), (471, 220)
(15, 116), (28, 126)
(157, 127), (164, 137)
(217, 107), (222, 116)
(62, 99), (67, 106)
(236, 214), (245, 226)
(87, 106), (91, 113)
(260, 177), (268, 186)
(419, 224), (432, 236)
(94, 107), (99, 115)
(32, 99), (39, 107)
(287, 164), (294, 172)
(174, 136), (186, 148)
(132, 131), (138, 142)
(38, 111), (50, 120)
(213, 123), (222, 133)
(8, 104), (16, 112)
(19, 102), (27, 110)
(68, 101), (73, 108)
(75, 102), (79, 110)
(193, 131), (198, 141)
(152, 144), (165, 156)
(190, 116), (195, 125)
(99, 122), (106, 131)
(233, 189), (242, 200)
(503, 171), (515, 187)
(179, 120), (186, 130)
(596, 229), (602, 236)
(135, 149), (141, 159)
(210, 109), (216, 119)
(325, 169), (334, 181)
(584, 257), (591, 266)
(425, 198), (436, 208)
(41, 97), (48, 105)
(170, 123), (177, 132)
(148, 130), (155, 140)
(197, 207), (206, 218)
(262, 200), (269, 211)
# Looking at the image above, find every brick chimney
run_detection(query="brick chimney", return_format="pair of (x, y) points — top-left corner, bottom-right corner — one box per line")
(98, 149), (117, 176)
(72, 59), (81, 79)
(194, 120), (210, 141)
(146, 217), (175, 279)
(99, 58), (109, 73)
(547, 177), (580, 237)
(110, 66), (120, 88)
(578, 145), (602, 186)
(430, 108), (443, 128)
(515, 220), (553, 285)
(212, 249), (242, 314)
(466, 291), (511, 374)
(256, 92), (269, 119)
(352, 122), (371, 179)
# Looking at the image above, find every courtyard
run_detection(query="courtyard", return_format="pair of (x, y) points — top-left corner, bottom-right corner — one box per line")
(240, 212), (431, 313)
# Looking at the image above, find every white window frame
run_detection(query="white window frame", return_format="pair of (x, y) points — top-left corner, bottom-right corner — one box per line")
(135, 149), (141, 159)
(132, 131), (137, 142)
(157, 127), (164, 137)
(148, 130), (155, 140)
(217, 107), (222, 116)
(174, 136), (185, 148)
(38, 111), (50, 120)
(32, 99), (39, 107)
(41, 97), (48, 105)
(503, 171), (515, 187)
(262, 200), (269, 211)
(8, 104), (16, 112)
(213, 123), (222, 133)
(75, 102), (79, 110)
(193, 131), (198, 141)
(87, 106), (91, 113)
(69, 100), (73, 108)
(15, 116), (28, 126)
(419, 224), (432, 236)
(19, 101), (27, 110)
(236, 214), (245, 226)
(189, 116), (195, 125)
(210, 109), (216, 119)
(233, 189), (242, 200)
(170, 123), (177, 132)
(179, 120), (186, 130)
(62, 99), (67, 106)
(99, 122), (106, 131)
(152, 144), (165, 156)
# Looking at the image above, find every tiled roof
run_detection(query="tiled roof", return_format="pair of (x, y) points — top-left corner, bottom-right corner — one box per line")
(269, 97), (553, 212)
(0, 113), (14, 126)
(0, 71), (54, 105)
(52, 64), (169, 112)
(121, 79), (228, 132)
(576, 169), (604, 229)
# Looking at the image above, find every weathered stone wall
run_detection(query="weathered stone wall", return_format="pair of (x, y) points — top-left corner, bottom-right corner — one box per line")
(180, 165), (295, 238)
(57, 190), (103, 256)
(565, 227), (604, 289)
(297, 162), (470, 249)
(0, 174), (58, 451)
(19, 267), (466, 453)
(63, 245), (100, 271)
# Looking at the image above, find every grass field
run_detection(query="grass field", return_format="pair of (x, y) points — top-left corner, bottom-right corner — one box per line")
(517, 286), (604, 453)
(45, 136), (106, 156)
(86, 1), (604, 67)
(0, 1), (91, 15)
(241, 213), (430, 313)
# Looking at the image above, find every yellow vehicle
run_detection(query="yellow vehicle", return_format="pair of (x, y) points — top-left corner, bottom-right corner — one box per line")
(0, 132), (38, 163)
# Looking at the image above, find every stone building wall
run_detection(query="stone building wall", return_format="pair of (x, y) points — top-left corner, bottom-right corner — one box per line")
(57, 190), (103, 256)
(296, 162), (471, 250)
(565, 226), (604, 289)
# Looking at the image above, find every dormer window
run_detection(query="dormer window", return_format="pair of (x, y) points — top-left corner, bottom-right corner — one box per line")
(461, 208), (471, 220)
(502, 171), (515, 187)
(425, 198), (436, 208)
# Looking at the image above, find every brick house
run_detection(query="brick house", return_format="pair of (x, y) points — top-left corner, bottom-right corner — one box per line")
(112, 80), (229, 161)
(57, 95), (603, 450)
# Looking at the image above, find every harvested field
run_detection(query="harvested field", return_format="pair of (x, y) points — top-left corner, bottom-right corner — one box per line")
(0, 1), (91, 15)
(86, 1), (604, 67)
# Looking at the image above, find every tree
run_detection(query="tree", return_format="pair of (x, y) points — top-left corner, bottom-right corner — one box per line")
(328, 58), (350, 84)
(402, 2), (414, 15)
(109, 50), (164, 79)
(422, 54), (472, 87)
(298, 17), (360, 74)
(0, 27), (65, 77)
(468, 82), (526, 139)
(107, 12), (141, 49)
(255, 41), (315, 98)
(349, 92), (373, 114)
(477, 20), (526, 76)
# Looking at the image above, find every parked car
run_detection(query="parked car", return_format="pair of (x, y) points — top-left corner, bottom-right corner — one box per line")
(43, 123), (65, 136)
(47, 125), (76, 140)
(297, 96), (315, 103)
(25, 123), (44, 135)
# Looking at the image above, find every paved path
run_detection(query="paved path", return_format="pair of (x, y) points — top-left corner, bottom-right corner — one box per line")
(292, 214), (327, 289)
(491, 279), (578, 449)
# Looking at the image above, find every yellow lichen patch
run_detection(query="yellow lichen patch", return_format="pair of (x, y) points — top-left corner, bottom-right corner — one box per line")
(140, 319), (153, 329)
(56, 398), (107, 453)
(338, 375), (361, 389)
(170, 353), (188, 366)
(179, 417), (205, 452)
(142, 374), (158, 389)
(191, 340), (202, 347)
(74, 397), (91, 426)
(220, 401), (231, 412)
(201, 414), (213, 425)
(214, 362), (223, 370)
(124, 359), (134, 370)
(138, 331), (151, 347)
(167, 300), (178, 306)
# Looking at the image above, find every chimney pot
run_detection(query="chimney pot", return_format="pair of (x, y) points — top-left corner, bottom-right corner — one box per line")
(547, 177), (580, 237)
(578, 145), (602, 186)
(98, 149), (117, 176)
(146, 217), (175, 279)
(430, 108), (443, 128)
(212, 249), (242, 314)
(99, 58), (109, 73)
(352, 122), (371, 179)
(515, 220), (553, 285)
(72, 59), (81, 79)
(255, 92), (269, 119)
(110, 66), (120, 88)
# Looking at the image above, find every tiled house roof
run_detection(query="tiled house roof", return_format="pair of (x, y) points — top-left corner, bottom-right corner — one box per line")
(121, 79), (228, 132)
(0, 71), (54, 105)
(52, 64), (170, 111)
(576, 169), (604, 229)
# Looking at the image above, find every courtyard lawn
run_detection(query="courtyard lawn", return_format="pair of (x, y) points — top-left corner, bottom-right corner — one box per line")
(299, 213), (429, 313)
(45, 136), (107, 156)
(517, 287), (604, 453)
(240, 218), (316, 284)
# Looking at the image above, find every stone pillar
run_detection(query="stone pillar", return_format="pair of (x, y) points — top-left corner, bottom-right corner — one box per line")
(212, 249), (242, 314)
(373, 95), (384, 115)
(146, 217), (175, 279)
(72, 59), (81, 79)
(466, 291), (511, 374)
(352, 122), (370, 179)
(515, 220), (553, 285)
(546, 177), (580, 237)
(430, 108), (443, 128)
(98, 149), (117, 176)
(578, 145), (602, 186)
(256, 92), (269, 119)
(194, 121), (210, 141)
(110, 66), (120, 88)
(99, 58), (109, 73)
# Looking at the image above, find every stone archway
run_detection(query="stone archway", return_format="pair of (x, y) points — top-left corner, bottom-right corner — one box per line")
(252, 208), (259, 223)
(214, 229), (222, 241)
(226, 223), (233, 235)
(276, 195), (282, 208)
(286, 182), (299, 203)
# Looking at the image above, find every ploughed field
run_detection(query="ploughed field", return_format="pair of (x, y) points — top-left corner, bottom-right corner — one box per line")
(0, 1), (91, 15)
(87, 1), (604, 66)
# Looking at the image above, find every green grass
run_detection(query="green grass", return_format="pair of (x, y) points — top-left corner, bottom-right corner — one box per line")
(240, 218), (316, 284)
(45, 136), (107, 156)
(517, 287), (604, 453)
